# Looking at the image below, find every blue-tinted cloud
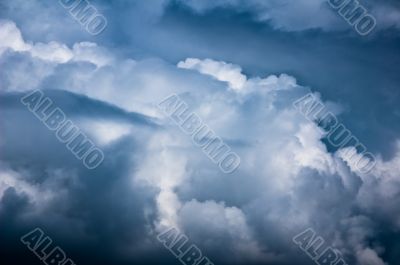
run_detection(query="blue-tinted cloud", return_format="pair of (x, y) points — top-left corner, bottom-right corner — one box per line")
(1, 1), (400, 265)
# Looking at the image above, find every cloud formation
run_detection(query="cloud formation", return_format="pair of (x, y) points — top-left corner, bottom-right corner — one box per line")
(0, 17), (399, 265)
(178, 0), (400, 32)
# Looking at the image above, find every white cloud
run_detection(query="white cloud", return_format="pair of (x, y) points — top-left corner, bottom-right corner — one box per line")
(0, 20), (112, 65)
(135, 132), (188, 229)
(80, 119), (132, 146)
(1, 20), (398, 265)
(0, 19), (31, 54)
(179, 199), (270, 262)
(178, 58), (247, 91)
(30, 41), (73, 63)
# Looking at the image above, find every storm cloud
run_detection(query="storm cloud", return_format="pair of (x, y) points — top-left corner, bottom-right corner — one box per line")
(1, 1), (400, 265)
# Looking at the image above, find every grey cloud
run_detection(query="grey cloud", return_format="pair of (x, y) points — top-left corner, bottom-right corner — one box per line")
(1, 4), (400, 265)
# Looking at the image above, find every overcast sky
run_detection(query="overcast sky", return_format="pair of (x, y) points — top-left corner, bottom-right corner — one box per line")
(1, 1), (400, 265)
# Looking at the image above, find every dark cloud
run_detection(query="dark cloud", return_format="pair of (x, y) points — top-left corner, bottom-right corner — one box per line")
(1, 1), (400, 265)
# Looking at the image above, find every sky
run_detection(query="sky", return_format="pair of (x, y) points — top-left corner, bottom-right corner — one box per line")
(1, 1), (400, 265)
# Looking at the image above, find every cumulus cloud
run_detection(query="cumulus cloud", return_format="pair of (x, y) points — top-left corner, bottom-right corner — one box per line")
(178, 200), (271, 263)
(0, 20), (111, 65)
(0, 20), (31, 54)
(178, 58), (247, 91)
(1, 19), (400, 265)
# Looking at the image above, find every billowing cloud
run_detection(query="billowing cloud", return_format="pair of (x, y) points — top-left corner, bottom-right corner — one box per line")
(1, 19), (399, 265)
(178, 58), (247, 91)
(0, 20), (111, 65)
